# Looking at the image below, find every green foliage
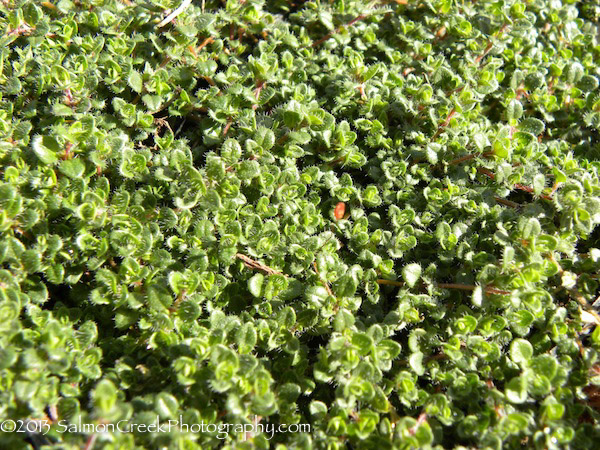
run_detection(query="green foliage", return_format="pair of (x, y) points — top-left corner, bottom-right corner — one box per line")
(1, 0), (600, 448)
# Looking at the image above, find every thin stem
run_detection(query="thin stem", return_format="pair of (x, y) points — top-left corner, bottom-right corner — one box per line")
(439, 283), (511, 295)
(376, 279), (404, 286)
(223, 119), (233, 136)
(437, 283), (476, 291)
(475, 41), (493, 65)
(495, 197), (521, 208)
(475, 23), (508, 66)
(377, 279), (510, 295)
(197, 37), (214, 52)
(447, 153), (476, 165)
(157, 0), (193, 28)
(84, 434), (97, 450)
(313, 261), (337, 304)
(236, 253), (283, 276)
(447, 151), (494, 166)
(202, 76), (216, 86)
(432, 108), (456, 140)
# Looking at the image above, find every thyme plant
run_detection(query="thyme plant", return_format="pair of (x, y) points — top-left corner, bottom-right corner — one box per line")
(1, 0), (600, 448)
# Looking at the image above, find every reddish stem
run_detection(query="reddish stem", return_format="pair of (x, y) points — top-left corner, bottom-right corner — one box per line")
(479, 168), (553, 200)
(475, 42), (493, 65)
(402, 67), (415, 77)
(376, 279), (404, 286)
(409, 413), (428, 435)
(84, 434), (97, 450)
(358, 84), (366, 99)
(253, 80), (266, 110)
(475, 23), (508, 66)
(495, 197), (520, 208)
(197, 37), (214, 51)
(203, 76), (216, 86)
(477, 167), (496, 179)
(223, 120), (232, 136)
(438, 283), (511, 295)
(432, 108), (456, 139)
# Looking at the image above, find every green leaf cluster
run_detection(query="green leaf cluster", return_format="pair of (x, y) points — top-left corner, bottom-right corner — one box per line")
(1, 0), (600, 448)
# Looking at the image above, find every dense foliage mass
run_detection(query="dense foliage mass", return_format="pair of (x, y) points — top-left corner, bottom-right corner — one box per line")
(1, 0), (600, 448)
